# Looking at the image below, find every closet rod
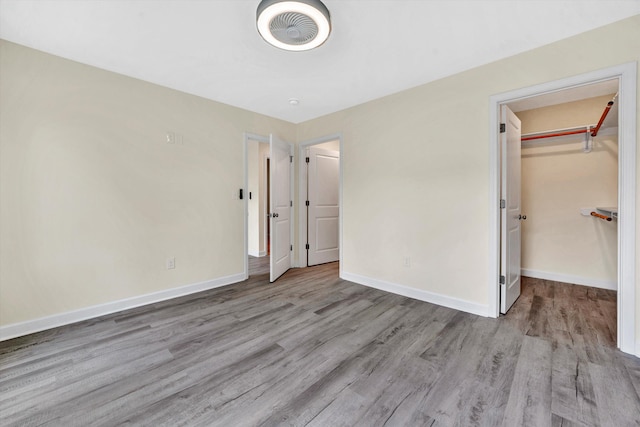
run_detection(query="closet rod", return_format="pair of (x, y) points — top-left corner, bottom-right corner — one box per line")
(590, 97), (614, 137)
(591, 212), (612, 221)
(521, 128), (589, 141)
(520, 94), (616, 142)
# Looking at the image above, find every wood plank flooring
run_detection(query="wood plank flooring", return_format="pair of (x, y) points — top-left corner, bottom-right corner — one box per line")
(1, 265), (639, 426)
(248, 255), (270, 276)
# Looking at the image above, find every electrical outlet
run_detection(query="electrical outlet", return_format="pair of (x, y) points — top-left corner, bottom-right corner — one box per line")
(167, 257), (175, 269)
(403, 257), (411, 267)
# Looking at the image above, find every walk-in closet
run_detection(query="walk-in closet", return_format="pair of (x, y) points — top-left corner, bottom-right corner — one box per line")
(513, 80), (619, 291)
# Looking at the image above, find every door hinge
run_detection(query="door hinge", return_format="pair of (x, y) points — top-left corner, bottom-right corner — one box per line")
(290, 245), (293, 251)
(290, 200), (293, 207)
(500, 275), (505, 285)
(500, 199), (506, 209)
(290, 155), (293, 163)
(305, 200), (309, 206)
(305, 157), (310, 163)
(500, 123), (506, 133)
(305, 243), (310, 250)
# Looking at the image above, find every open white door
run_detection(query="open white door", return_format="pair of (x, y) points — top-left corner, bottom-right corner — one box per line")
(269, 134), (292, 282)
(307, 147), (340, 266)
(500, 105), (522, 314)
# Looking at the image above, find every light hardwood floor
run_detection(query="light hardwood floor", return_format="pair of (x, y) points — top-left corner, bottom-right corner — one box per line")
(1, 263), (639, 426)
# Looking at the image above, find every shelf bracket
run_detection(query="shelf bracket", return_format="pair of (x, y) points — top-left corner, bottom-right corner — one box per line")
(583, 126), (593, 153)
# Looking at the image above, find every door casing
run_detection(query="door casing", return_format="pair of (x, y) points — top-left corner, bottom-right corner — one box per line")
(488, 62), (637, 356)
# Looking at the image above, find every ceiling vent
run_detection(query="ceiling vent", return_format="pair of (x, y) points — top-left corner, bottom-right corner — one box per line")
(257, 0), (331, 51)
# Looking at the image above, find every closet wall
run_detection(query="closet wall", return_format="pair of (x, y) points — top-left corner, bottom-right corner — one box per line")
(517, 94), (618, 289)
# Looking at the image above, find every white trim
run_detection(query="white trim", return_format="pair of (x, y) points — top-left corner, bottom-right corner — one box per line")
(617, 63), (637, 356)
(342, 271), (490, 317)
(521, 269), (616, 290)
(488, 62), (636, 355)
(243, 132), (269, 280)
(289, 141), (295, 269)
(0, 273), (245, 341)
(297, 133), (343, 274)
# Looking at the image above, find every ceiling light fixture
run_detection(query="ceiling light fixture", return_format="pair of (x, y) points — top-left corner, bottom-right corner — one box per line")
(257, 0), (331, 51)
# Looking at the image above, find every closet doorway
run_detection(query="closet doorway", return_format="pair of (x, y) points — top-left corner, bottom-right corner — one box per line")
(489, 63), (637, 355)
(501, 81), (619, 313)
(513, 83), (619, 291)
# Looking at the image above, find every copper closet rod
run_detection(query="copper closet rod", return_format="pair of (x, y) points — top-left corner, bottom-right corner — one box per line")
(590, 211), (612, 222)
(521, 96), (615, 142)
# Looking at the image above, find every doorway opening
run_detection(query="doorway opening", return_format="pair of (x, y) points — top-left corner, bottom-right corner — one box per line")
(489, 63), (637, 355)
(244, 133), (294, 281)
(298, 134), (343, 273)
(500, 81), (619, 314)
(246, 135), (270, 277)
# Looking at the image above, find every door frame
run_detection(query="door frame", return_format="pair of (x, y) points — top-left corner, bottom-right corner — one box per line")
(297, 133), (343, 273)
(243, 132), (269, 280)
(488, 62), (637, 355)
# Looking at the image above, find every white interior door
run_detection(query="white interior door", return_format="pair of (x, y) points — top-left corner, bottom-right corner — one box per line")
(500, 105), (522, 314)
(269, 134), (292, 282)
(307, 147), (340, 266)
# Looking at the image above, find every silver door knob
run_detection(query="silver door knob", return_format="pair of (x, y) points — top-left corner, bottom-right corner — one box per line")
(518, 214), (527, 220)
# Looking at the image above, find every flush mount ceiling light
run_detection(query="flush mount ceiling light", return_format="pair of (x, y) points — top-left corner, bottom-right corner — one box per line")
(257, 0), (331, 51)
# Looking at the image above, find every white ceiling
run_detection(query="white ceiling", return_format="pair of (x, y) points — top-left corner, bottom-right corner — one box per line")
(1, 0), (638, 123)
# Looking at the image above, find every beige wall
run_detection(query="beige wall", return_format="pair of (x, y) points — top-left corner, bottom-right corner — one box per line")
(296, 16), (639, 337)
(0, 40), (295, 326)
(517, 95), (618, 286)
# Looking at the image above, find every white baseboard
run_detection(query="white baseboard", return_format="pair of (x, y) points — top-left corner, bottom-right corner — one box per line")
(0, 273), (246, 342)
(521, 269), (616, 291)
(248, 251), (267, 257)
(341, 271), (490, 317)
